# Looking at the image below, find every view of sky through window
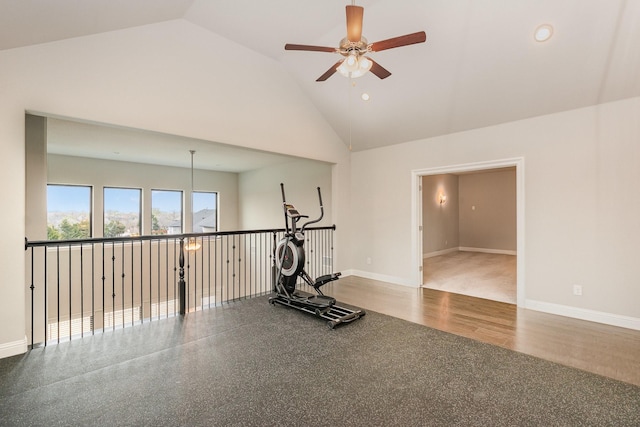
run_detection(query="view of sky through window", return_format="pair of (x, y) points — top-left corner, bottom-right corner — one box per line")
(104, 187), (141, 237)
(47, 184), (92, 240)
(152, 189), (182, 235)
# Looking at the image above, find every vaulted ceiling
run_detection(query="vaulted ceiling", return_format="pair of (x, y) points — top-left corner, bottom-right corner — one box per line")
(4, 0), (640, 154)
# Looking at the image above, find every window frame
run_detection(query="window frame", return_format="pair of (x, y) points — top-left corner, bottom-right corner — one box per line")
(103, 186), (143, 238)
(191, 191), (218, 233)
(46, 183), (93, 240)
(151, 189), (184, 235)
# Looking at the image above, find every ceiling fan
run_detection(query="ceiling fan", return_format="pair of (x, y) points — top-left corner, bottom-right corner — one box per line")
(284, 3), (426, 82)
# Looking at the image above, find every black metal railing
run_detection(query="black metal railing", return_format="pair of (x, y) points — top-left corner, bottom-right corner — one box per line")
(25, 226), (335, 347)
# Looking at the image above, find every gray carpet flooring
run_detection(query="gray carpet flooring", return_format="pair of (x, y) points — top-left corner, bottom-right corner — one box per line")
(1, 296), (639, 426)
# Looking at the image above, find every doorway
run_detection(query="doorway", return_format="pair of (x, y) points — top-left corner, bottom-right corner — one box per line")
(411, 158), (525, 307)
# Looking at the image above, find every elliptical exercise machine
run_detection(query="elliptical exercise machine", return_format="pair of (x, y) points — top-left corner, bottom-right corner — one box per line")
(269, 183), (365, 328)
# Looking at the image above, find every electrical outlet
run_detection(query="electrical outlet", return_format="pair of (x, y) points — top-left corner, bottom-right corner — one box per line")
(573, 284), (582, 296)
(366, 257), (372, 265)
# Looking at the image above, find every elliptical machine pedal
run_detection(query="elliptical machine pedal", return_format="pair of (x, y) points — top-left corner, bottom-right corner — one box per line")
(269, 183), (365, 328)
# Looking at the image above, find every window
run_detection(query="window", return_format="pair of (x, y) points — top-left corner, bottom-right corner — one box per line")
(103, 187), (141, 237)
(47, 184), (92, 240)
(192, 191), (218, 232)
(151, 190), (183, 235)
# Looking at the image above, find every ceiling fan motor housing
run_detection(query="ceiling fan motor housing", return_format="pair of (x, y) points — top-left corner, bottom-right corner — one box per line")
(339, 37), (369, 58)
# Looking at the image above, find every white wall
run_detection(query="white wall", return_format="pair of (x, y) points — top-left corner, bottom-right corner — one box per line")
(351, 97), (640, 326)
(0, 19), (350, 358)
(238, 159), (333, 230)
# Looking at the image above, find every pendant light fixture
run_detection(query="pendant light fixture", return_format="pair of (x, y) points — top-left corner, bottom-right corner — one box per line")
(186, 149), (201, 251)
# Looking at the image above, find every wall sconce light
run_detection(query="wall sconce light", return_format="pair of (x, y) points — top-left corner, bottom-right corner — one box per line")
(438, 193), (447, 205)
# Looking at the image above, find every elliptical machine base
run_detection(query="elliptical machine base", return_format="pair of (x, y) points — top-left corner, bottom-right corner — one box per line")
(269, 291), (365, 329)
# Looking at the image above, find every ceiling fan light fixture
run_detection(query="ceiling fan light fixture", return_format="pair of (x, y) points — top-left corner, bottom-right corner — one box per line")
(358, 56), (372, 72)
(345, 53), (359, 71)
(337, 54), (371, 78)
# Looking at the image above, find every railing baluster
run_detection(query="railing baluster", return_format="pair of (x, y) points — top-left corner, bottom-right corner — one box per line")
(179, 238), (185, 315)
(56, 246), (60, 344)
(157, 238), (160, 320)
(148, 239), (152, 321)
(201, 236), (205, 308)
(131, 241), (134, 326)
(232, 236), (237, 301)
(120, 242), (124, 327)
(111, 242), (116, 331)
(101, 243), (105, 334)
(165, 239), (169, 318)
(186, 242), (191, 312)
(44, 248), (48, 346)
(139, 240), (143, 324)
(173, 238), (177, 315)
(29, 246), (34, 348)
(249, 234), (252, 299)
(68, 244), (71, 341)
(207, 236), (211, 308)
(91, 243), (95, 336)
(225, 235), (229, 303)
(80, 244), (84, 338)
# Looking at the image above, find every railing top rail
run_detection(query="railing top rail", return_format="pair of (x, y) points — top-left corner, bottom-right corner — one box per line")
(25, 225), (336, 248)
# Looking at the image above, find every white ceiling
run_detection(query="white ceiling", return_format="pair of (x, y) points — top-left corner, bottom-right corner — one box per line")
(45, 117), (308, 173)
(6, 0), (640, 159)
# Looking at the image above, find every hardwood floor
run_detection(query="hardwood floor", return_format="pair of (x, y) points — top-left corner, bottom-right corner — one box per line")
(328, 276), (640, 387)
(423, 251), (516, 304)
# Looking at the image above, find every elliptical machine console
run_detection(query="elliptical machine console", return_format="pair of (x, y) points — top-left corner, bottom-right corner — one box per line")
(269, 184), (365, 328)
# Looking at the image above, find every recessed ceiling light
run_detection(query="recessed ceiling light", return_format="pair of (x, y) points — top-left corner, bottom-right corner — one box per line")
(361, 93), (370, 101)
(534, 24), (553, 42)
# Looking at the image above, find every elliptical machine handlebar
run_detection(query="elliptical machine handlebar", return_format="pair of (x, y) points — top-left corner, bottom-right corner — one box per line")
(301, 187), (324, 233)
(280, 183), (324, 234)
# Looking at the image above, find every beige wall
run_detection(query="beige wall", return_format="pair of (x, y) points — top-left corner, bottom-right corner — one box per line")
(238, 159), (333, 230)
(25, 115), (48, 241)
(422, 174), (459, 254)
(458, 168), (516, 252)
(351, 97), (640, 326)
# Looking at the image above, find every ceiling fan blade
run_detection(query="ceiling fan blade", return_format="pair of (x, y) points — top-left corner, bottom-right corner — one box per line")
(346, 5), (364, 42)
(367, 58), (392, 79)
(369, 31), (426, 52)
(285, 44), (336, 53)
(316, 60), (344, 82)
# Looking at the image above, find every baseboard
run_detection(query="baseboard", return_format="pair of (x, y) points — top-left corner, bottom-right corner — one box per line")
(423, 247), (458, 259)
(344, 270), (418, 288)
(424, 247), (517, 258)
(0, 336), (28, 359)
(525, 299), (640, 331)
(459, 247), (517, 256)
